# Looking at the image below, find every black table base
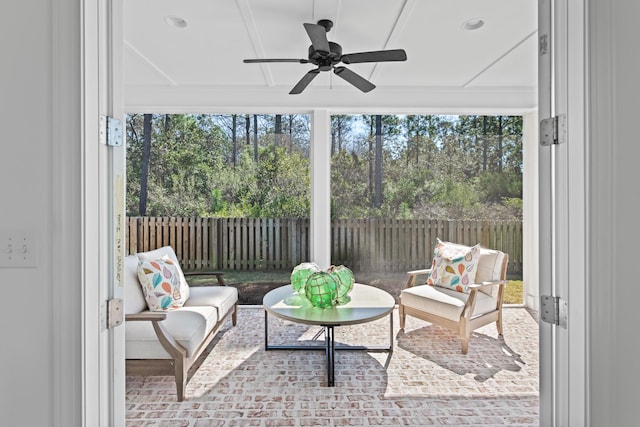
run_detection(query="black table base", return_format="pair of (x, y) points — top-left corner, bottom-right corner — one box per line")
(264, 311), (394, 387)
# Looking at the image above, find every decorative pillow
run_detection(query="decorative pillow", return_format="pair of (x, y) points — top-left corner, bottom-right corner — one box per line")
(427, 238), (481, 293)
(137, 256), (187, 311)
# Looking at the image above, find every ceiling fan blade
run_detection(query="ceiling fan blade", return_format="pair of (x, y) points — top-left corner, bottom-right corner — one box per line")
(243, 58), (309, 64)
(341, 49), (407, 64)
(289, 69), (321, 94)
(303, 23), (330, 53)
(333, 66), (375, 93)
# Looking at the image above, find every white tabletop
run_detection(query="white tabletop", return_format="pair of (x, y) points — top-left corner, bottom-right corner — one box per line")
(263, 283), (396, 326)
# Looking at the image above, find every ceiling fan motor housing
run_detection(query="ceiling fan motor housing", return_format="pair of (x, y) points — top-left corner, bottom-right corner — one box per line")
(308, 42), (342, 71)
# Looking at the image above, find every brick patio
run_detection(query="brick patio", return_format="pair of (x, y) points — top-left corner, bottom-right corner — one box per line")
(126, 306), (539, 426)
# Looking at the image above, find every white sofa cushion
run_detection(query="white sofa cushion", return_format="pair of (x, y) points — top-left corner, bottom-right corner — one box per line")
(400, 284), (497, 322)
(186, 286), (238, 322)
(124, 255), (147, 315)
(125, 306), (219, 359)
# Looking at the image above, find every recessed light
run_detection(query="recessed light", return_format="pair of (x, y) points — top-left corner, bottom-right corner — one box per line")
(165, 16), (188, 29)
(462, 18), (485, 31)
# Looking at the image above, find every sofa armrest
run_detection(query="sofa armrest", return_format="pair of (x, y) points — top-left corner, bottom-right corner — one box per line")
(125, 311), (187, 360)
(184, 271), (226, 286)
(125, 312), (167, 322)
(405, 268), (432, 288)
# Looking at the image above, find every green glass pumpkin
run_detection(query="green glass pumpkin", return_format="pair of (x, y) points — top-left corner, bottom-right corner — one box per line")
(291, 262), (320, 294)
(304, 271), (338, 308)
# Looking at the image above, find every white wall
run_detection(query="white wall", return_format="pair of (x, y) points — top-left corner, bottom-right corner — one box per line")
(588, 1), (640, 425)
(0, 0), (54, 425)
(0, 0), (82, 426)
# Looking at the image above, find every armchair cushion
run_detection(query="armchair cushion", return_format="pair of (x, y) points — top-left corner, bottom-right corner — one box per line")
(401, 284), (498, 322)
(137, 256), (187, 311)
(427, 239), (481, 293)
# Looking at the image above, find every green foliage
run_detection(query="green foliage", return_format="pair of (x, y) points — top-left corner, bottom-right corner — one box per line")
(126, 113), (523, 221)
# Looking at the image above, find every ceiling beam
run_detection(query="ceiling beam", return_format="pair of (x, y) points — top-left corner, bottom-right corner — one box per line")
(463, 30), (538, 87)
(369, 0), (417, 82)
(236, 0), (275, 87)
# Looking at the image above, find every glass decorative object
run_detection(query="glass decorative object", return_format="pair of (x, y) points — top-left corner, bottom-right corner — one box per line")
(304, 271), (338, 308)
(329, 265), (355, 304)
(290, 262), (320, 294)
(290, 263), (355, 308)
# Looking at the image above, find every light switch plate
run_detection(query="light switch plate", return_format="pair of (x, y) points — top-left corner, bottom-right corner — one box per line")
(0, 232), (37, 268)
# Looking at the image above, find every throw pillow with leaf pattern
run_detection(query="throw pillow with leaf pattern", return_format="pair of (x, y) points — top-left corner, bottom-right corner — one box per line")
(137, 256), (187, 311)
(427, 238), (481, 293)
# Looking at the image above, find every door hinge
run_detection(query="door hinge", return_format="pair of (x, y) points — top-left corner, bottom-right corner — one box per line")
(540, 295), (568, 328)
(99, 115), (123, 147)
(539, 114), (566, 146)
(107, 298), (124, 329)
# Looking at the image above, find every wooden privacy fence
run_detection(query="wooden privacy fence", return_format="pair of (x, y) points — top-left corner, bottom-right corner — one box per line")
(126, 217), (523, 278)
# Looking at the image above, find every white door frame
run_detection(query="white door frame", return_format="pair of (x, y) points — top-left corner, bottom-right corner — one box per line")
(538, 0), (588, 425)
(82, 1), (591, 425)
(78, 0), (126, 425)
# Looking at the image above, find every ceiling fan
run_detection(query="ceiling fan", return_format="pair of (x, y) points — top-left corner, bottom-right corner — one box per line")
(243, 19), (407, 95)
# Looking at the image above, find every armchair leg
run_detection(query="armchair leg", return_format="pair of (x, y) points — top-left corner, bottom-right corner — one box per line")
(399, 304), (406, 329)
(496, 311), (504, 336)
(460, 320), (470, 355)
(461, 337), (469, 355)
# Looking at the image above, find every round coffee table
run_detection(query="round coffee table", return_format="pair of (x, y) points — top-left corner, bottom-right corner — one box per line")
(263, 283), (395, 386)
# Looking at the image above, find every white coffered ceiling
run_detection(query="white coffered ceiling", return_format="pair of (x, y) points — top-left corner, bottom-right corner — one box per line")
(123, 0), (537, 114)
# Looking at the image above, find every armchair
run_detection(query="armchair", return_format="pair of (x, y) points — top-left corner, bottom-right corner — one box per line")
(399, 239), (508, 354)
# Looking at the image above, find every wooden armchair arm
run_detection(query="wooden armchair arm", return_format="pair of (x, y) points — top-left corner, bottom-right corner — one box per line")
(467, 280), (507, 290)
(405, 268), (432, 288)
(184, 270), (226, 286)
(462, 280), (508, 318)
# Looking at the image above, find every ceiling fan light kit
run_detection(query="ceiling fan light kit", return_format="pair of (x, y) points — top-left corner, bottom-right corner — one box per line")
(243, 19), (407, 94)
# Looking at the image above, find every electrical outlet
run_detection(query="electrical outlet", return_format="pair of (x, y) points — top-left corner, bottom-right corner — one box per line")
(0, 232), (37, 268)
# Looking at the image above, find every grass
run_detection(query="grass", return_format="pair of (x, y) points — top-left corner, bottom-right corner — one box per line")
(188, 270), (524, 305)
(503, 280), (523, 305)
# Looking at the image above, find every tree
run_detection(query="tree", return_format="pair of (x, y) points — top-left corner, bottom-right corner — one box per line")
(374, 115), (383, 208)
(139, 113), (152, 215)
(125, 113), (523, 221)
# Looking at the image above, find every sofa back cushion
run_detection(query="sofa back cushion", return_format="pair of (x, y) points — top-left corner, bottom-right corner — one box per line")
(124, 255), (147, 315)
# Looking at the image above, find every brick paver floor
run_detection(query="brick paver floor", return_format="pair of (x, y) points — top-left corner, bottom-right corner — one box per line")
(127, 306), (539, 426)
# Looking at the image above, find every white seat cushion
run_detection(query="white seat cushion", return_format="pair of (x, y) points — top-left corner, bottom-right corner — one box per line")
(186, 286), (238, 322)
(400, 284), (498, 322)
(126, 306), (219, 359)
